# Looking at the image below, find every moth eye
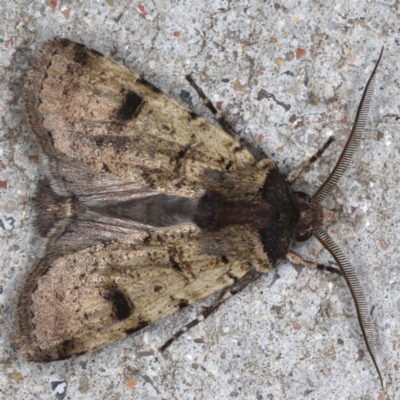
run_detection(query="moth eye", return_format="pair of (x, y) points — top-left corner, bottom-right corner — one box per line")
(296, 230), (312, 242)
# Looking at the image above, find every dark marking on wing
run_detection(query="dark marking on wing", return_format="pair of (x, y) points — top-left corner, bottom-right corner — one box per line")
(172, 145), (190, 169)
(178, 299), (189, 309)
(189, 111), (199, 120)
(57, 339), (75, 360)
(115, 90), (143, 122)
(88, 47), (104, 58)
(125, 321), (150, 336)
(72, 44), (90, 66)
(95, 137), (105, 147)
(139, 76), (162, 93)
(226, 271), (239, 283)
(103, 287), (133, 321)
(153, 284), (163, 293)
(92, 135), (131, 151)
(221, 255), (229, 264)
(59, 38), (71, 48)
(74, 42), (86, 50)
(169, 255), (183, 272)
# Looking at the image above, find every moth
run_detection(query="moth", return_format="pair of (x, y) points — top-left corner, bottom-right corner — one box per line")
(18, 38), (383, 385)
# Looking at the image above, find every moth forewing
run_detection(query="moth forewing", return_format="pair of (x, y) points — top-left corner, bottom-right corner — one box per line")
(17, 38), (383, 386)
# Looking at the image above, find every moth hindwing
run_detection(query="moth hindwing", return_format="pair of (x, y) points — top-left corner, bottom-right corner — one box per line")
(18, 38), (383, 386)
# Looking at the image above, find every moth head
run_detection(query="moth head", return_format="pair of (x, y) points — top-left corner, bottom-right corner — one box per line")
(293, 191), (337, 243)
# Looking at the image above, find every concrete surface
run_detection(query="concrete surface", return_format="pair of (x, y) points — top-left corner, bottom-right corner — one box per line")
(0, 1), (399, 399)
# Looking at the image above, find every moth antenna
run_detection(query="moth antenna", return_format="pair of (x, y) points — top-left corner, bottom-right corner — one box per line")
(311, 47), (384, 205)
(312, 227), (384, 389)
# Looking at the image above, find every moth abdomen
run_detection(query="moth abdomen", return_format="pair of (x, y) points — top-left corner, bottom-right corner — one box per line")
(92, 193), (198, 227)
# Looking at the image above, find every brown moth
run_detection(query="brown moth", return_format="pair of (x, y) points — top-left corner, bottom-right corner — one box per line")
(18, 38), (383, 385)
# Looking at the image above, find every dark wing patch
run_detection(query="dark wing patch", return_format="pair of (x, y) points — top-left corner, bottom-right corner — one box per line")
(72, 43), (90, 66)
(103, 287), (133, 321)
(138, 76), (162, 93)
(115, 90), (144, 122)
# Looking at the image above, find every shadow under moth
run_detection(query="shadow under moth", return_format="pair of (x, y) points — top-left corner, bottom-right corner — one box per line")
(18, 38), (384, 386)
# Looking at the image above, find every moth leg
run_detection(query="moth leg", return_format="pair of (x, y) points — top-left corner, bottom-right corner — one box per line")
(186, 74), (265, 161)
(286, 136), (335, 184)
(159, 268), (260, 352)
(286, 250), (342, 275)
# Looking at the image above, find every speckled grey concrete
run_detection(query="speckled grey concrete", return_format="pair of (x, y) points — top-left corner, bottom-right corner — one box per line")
(0, 1), (399, 399)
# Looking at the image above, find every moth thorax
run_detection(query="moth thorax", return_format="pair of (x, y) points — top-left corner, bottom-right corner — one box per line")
(293, 191), (323, 242)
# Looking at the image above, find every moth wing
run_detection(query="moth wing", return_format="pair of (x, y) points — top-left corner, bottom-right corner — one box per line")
(23, 38), (257, 198)
(18, 38), (277, 362)
(21, 36), (276, 262)
(17, 225), (267, 362)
